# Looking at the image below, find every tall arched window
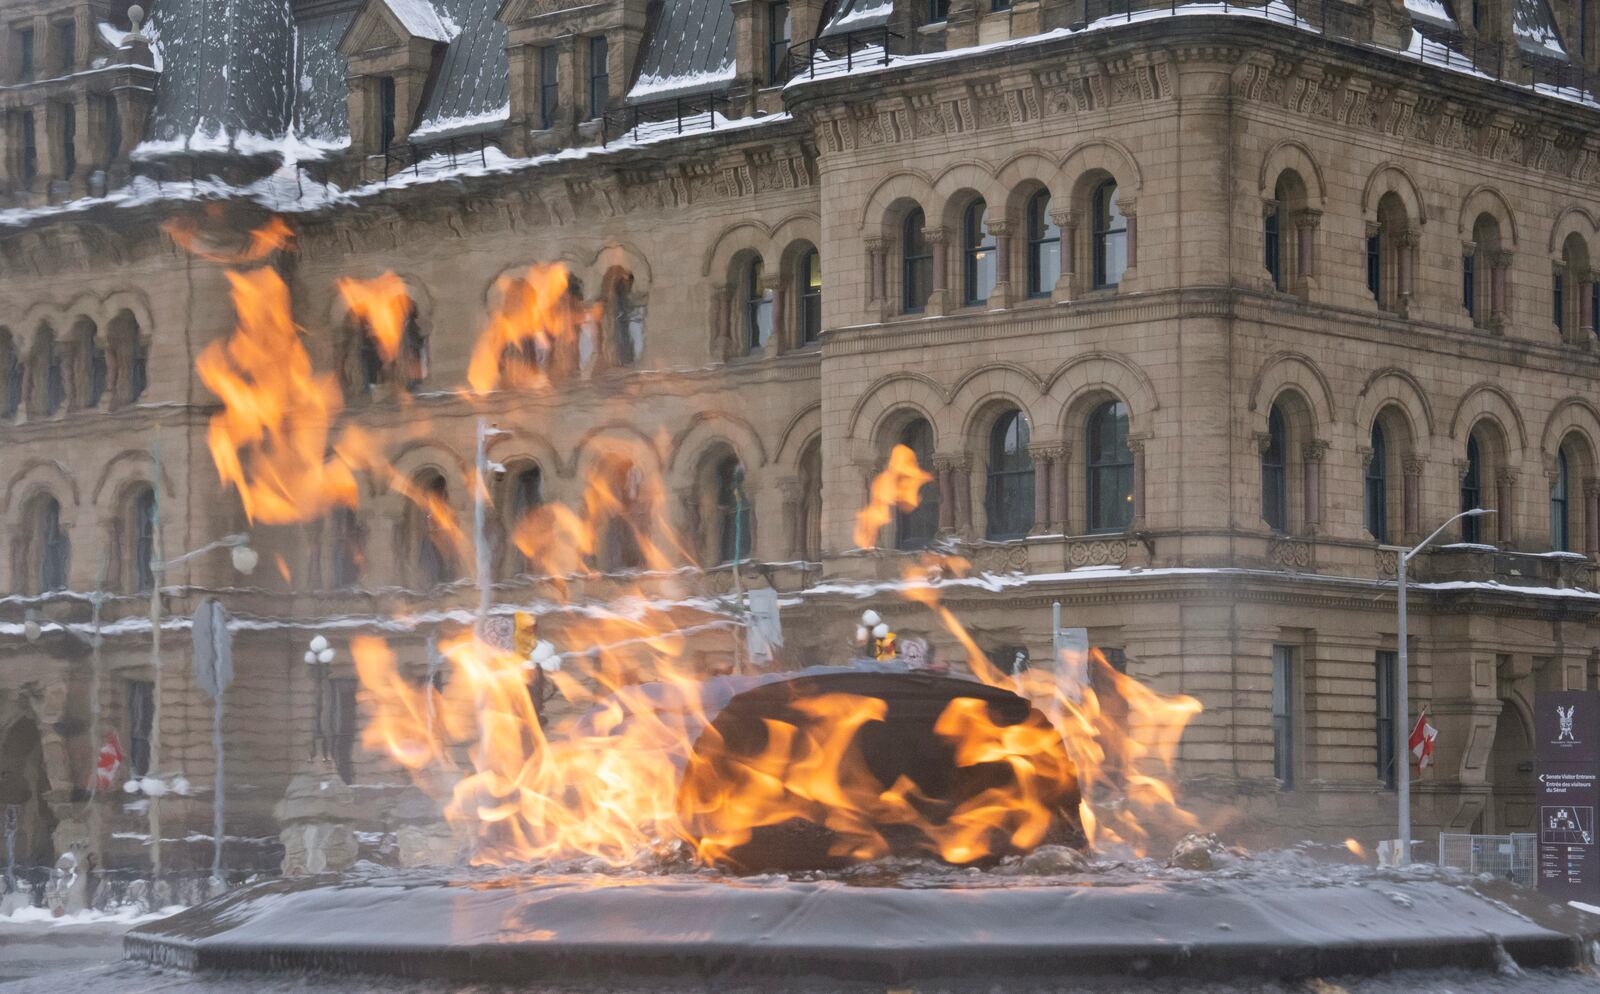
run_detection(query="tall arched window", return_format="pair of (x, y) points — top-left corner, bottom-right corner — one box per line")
(108, 311), (146, 408)
(70, 319), (106, 410)
(902, 209), (932, 313)
(1469, 214), (1502, 330)
(1086, 400), (1133, 533)
(599, 460), (646, 571)
(1365, 421), (1389, 544)
(744, 257), (773, 353)
(0, 329), (20, 421)
(798, 440), (822, 561)
(1552, 448), (1571, 551)
(962, 198), (995, 306)
(895, 418), (939, 550)
(1558, 233), (1592, 342)
(1461, 434), (1484, 543)
(505, 465), (543, 574)
(712, 457), (752, 565)
(1092, 180), (1127, 289)
(1370, 192), (1411, 314)
(1025, 191), (1060, 298)
(414, 473), (456, 586)
(1264, 198), (1282, 290)
(1261, 404), (1288, 532)
(799, 248), (822, 344)
(129, 486), (155, 593)
(330, 506), (364, 589)
(985, 411), (1034, 540)
(605, 269), (642, 367)
(398, 309), (428, 392)
(19, 494), (69, 594)
(30, 327), (64, 417)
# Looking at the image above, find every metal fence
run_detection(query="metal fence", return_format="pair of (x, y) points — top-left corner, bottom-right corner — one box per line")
(1438, 832), (1536, 886)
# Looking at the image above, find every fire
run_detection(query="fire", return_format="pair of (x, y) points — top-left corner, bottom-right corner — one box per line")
(187, 215), (1206, 871)
(337, 272), (412, 362)
(854, 444), (934, 549)
(1344, 838), (1367, 860)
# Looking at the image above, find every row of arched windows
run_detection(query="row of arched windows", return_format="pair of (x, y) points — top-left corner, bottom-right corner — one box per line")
(10, 483), (155, 597)
(735, 245), (822, 354)
(0, 311), (147, 421)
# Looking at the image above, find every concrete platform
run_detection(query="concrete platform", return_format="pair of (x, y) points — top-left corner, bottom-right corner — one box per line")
(123, 870), (1588, 985)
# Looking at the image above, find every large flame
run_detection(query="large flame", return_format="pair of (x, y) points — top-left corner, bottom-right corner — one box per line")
(189, 216), (1204, 870)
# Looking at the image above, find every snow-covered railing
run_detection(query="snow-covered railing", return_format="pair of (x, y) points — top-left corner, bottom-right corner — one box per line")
(787, 27), (901, 82)
(601, 92), (734, 148)
(374, 131), (494, 185)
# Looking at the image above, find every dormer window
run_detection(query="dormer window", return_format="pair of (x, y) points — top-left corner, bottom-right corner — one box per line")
(538, 47), (559, 129)
(17, 27), (33, 82)
(379, 76), (397, 152)
(587, 36), (608, 120)
(767, 1), (790, 85)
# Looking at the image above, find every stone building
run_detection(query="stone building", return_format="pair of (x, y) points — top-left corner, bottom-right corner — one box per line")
(0, 0), (1598, 882)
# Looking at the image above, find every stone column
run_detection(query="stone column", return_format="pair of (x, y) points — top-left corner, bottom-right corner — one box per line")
(710, 285), (732, 359)
(1119, 197), (1138, 282)
(1130, 438), (1147, 526)
(953, 456), (973, 538)
(926, 226), (951, 315)
(1585, 478), (1600, 560)
(1396, 226), (1419, 311)
(779, 480), (804, 561)
(1052, 444), (1070, 536)
(1402, 454), (1424, 543)
(989, 219), (1014, 308)
(1027, 443), (1053, 534)
(1295, 209), (1320, 285)
(1495, 469), (1517, 546)
(865, 237), (887, 304)
(1303, 440), (1328, 531)
(1588, 270), (1600, 338)
(1051, 207), (1078, 302)
(934, 458), (956, 533)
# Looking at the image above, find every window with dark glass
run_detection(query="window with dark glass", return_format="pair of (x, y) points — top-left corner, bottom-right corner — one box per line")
(1554, 271), (1566, 333)
(992, 0), (1011, 10)
(799, 249), (822, 344)
(1552, 448), (1571, 551)
(104, 94), (120, 165)
(127, 679), (154, 777)
(508, 466), (542, 573)
(378, 75), (397, 153)
(602, 461), (645, 570)
(130, 338), (148, 402)
(927, 0), (950, 20)
(1086, 400), (1133, 533)
(1264, 201), (1282, 290)
(133, 486), (155, 593)
(87, 329), (106, 407)
(610, 277), (639, 366)
(21, 110), (37, 184)
(1461, 434), (1483, 542)
(331, 506), (363, 588)
(767, 1), (791, 84)
(1366, 230), (1381, 299)
(18, 28), (33, 82)
(962, 198), (995, 306)
(328, 678), (359, 784)
(744, 257), (773, 352)
(902, 209), (932, 313)
(895, 419), (939, 550)
(54, 20), (73, 74)
(588, 36), (609, 120)
(1025, 191), (1060, 298)
(1462, 252), (1475, 318)
(1092, 180), (1126, 289)
(714, 458), (751, 565)
(1592, 281), (1600, 341)
(60, 101), (75, 178)
(33, 495), (68, 592)
(42, 336), (63, 415)
(1272, 645), (1296, 788)
(1376, 650), (1396, 789)
(1261, 404), (1288, 532)
(538, 46), (559, 129)
(985, 411), (1034, 540)
(1365, 421), (1388, 543)
(1, 335), (20, 420)
(417, 475), (454, 585)
(400, 310), (428, 391)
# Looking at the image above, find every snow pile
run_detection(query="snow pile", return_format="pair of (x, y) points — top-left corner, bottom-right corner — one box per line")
(628, 63), (736, 102)
(0, 903), (185, 927)
(408, 101), (512, 142)
(1512, 0), (1567, 59)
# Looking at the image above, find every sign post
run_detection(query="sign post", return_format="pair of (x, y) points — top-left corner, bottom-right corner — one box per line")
(1534, 690), (1600, 904)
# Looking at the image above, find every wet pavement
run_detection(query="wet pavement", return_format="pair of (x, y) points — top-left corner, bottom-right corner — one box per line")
(0, 922), (132, 986)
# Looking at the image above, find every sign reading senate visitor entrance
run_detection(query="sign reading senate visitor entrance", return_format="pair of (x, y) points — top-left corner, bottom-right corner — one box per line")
(1534, 691), (1600, 903)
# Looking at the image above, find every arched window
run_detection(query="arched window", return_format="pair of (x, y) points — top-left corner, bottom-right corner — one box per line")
(71, 318), (106, 410)
(1086, 400), (1133, 533)
(504, 464), (542, 575)
(1365, 421), (1389, 544)
(1552, 447), (1571, 551)
(29, 327), (64, 417)
(127, 485), (155, 594)
(1261, 404), (1288, 532)
(1370, 192), (1412, 314)
(1461, 434), (1484, 543)
(798, 440), (822, 561)
(1264, 197), (1282, 290)
(606, 269), (642, 367)
(799, 248), (822, 344)
(744, 256), (773, 353)
(712, 457), (752, 565)
(414, 473), (456, 586)
(1025, 191), (1060, 298)
(895, 418), (939, 550)
(962, 198), (995, 306)
(1468, 214), (1502, 329)
(1558, 233), (1593, 342)
(108, 311), (146, 408)
(398, 309), (429, 391)
(0, 329), (20, 421)
(902, 208), (932, 313)
(598, 460), (646, 571)
(19, 494), (69, 594)
(1092, 180), (1127, 289)
(985, 411), (1034, 540)
(330, 506), (364, 589)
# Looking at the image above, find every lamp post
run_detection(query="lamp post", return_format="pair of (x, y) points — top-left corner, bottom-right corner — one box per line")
(304, 636), (336, 765)
(145, 527), (257, 882)
(1395, 506), (1494, 865)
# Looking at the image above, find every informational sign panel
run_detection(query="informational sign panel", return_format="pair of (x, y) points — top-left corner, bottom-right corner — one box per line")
(1534, 690), (1600, 903)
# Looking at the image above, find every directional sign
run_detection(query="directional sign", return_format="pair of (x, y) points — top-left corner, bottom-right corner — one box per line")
(1535, 690), (1600, 902)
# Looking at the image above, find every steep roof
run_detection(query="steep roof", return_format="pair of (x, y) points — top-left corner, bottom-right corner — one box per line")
(626, 0), (735, 104)
(411, 0), (511, 139)
(381, 0), (460, 42)
(295, 5), (358, 141)
(143, 0), (297, 148)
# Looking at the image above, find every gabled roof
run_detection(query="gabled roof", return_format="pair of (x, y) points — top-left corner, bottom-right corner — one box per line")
(379, 0), (460, 43)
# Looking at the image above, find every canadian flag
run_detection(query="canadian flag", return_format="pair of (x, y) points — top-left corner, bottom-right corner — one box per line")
(1409, 713), (1438, 769)
(93, 731), (124, 791)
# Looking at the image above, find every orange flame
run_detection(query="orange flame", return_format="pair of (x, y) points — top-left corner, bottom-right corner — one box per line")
(337, 272), (412, 363)
(164, 215), (295, 264)
(468, 265), (596, 395)
(854, 444), (935, 548)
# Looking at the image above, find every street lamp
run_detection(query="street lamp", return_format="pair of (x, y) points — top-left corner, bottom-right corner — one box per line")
(304, 635), (336, 765)
(1395, 506), (1494, 865)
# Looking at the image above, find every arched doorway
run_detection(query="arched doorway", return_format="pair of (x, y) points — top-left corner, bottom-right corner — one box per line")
(1488, 700), (1535, 834)
(0, 717), (57, 876)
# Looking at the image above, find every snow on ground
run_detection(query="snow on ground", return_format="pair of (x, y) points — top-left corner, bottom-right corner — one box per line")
(0, 904), (185, 927)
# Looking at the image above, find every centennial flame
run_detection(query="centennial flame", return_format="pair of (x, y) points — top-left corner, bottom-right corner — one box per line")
(190, 216), (1204, 870)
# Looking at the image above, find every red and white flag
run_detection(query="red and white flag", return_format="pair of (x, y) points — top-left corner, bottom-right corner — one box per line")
(93, 731), (124, 791)
(1409, 713), (1438, 769)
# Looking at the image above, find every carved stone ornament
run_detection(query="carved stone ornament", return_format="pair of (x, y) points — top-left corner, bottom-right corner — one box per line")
(1067, 539), (1128, 568)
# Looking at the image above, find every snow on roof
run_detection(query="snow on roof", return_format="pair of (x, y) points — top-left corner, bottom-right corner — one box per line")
(411, 0), (510, 138)
(1402, 0), (1458, 32)
(628, 64), (736, 103)
(1512, 0), (1567, 59)
(628, 0), (735, 105)
(821, 0), (895, 36)
(381, 0), (461, 42)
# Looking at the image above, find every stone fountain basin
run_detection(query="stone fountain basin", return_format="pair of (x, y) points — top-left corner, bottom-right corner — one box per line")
(124, 870), (1584, 984)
